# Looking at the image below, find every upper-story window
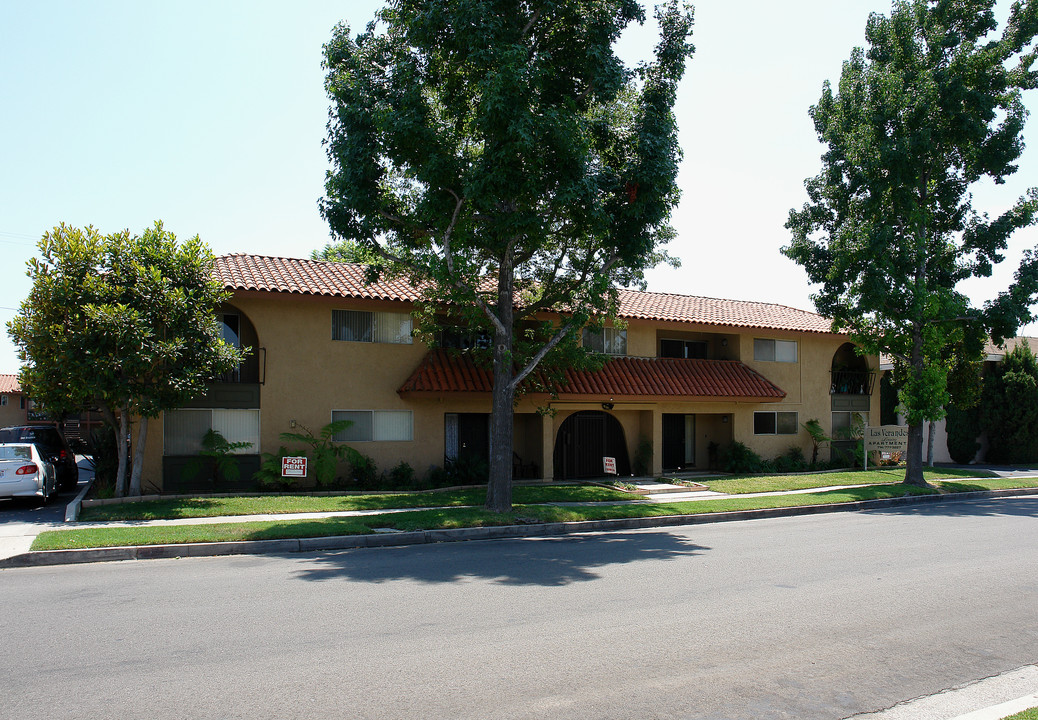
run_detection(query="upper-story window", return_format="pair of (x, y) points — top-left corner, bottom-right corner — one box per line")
(660, 339), (708, 359)
(583, 327), (627, 355)
(332, 309), (412, 344)
(438, 327), (491, 350)
(754, 338), (797, 363)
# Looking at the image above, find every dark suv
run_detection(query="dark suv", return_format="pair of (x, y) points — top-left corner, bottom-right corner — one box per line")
(0, 425), (79, 491)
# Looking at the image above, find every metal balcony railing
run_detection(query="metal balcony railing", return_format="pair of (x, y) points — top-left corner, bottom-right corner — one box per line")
(830, 370), (875, 395)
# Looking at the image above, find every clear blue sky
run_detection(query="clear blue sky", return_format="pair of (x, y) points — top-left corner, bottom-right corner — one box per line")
(1, 0), (1036, 373)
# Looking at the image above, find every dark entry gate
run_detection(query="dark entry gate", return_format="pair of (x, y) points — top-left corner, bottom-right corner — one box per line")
(553, 411), (631, 479)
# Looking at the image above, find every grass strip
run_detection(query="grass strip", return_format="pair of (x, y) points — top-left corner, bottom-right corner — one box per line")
(33, 478), (1036, 551)
(1001, 709), (1038, 720)
(78, 485), (630, 522)
(695, 467), (995, 494)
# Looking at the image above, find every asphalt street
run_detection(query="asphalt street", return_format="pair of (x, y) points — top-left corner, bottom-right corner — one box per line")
(1, 496), (1036, 720)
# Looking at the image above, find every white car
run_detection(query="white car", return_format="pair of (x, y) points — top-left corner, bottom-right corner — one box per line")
(0, 443), (57, 504)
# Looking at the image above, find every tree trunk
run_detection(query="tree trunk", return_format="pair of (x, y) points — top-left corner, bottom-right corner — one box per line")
(485, 257), (516, 514)
(129, 415), (148, 496)
(115, 405), (130, 497)
(904, 421), (927, 486)
(926, 420), (936, 467)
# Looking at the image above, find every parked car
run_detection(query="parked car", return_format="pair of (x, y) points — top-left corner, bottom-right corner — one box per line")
(0, 426), (79, 491)
(0, 443), (57, 504)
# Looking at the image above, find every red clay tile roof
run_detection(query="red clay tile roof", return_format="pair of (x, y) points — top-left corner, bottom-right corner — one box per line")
(399, 350), (786, 402)
(616, 290), (833, 333)
(214, 254), (423, 302)
(0, 374), (21, 394)
(215, 254), (835, 334)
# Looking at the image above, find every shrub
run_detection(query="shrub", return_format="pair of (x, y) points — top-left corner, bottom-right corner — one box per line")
(253, 446), (298, 490)
(349, 453), (379, 489)
(382, 461), (416, 490)
(87, 425), (118, 498)
(945, 404), (980, 464)
(719, 441), (765, 474)
(773, 446), (808, 473)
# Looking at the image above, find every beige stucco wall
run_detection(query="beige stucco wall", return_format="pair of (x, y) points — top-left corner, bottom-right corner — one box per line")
(0, 394), (27, 428)
(140, 291), (880, 489)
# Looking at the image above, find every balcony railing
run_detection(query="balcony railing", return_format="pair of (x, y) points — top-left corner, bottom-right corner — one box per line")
(830, 370), (875, 395)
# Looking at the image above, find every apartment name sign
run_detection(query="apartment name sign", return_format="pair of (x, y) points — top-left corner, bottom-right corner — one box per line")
(864, 426), (909, 452)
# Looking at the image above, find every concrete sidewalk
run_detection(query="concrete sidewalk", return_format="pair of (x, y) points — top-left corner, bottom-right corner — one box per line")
(4, 475), (1038, 568)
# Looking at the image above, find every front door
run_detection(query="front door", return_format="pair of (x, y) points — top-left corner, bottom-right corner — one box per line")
(662, 414), (695, 470)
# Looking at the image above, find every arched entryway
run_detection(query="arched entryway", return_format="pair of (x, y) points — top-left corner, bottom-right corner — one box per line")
(553, 411), (631, 479)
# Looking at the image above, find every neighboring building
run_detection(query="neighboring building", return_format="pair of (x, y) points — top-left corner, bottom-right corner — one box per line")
(138, 254), (880, 491)
(0, 374), (28, 427)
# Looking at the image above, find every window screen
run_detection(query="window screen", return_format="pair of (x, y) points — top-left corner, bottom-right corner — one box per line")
(754, 339), (797, 362)
(583, 327), (627, 355)
(332, 410), (413, 441)
(754, 411), (799, 435)
(164, 409), (259, 455)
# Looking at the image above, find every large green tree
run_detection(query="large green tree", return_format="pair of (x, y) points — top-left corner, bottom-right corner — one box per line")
(981, 342), (1038, 462)
(7, 223), (242, 496)
(784, 0), (1038, 486)
(321, 0), (695, 511)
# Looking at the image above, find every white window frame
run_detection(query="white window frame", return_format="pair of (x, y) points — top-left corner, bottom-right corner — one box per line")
(754, 338), (798, 363)
(331, 410), (414, 442)
(582, 326), (627, 356)
(754, 411), (799, 435)
(332, 309), (413, 344)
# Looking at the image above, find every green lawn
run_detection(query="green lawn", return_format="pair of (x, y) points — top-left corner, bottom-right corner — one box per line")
(1001, 708), (1038, 720)
(78, 484), (631, 522)
(688, 467), (995, 494)
(32, 475), (1037, 551)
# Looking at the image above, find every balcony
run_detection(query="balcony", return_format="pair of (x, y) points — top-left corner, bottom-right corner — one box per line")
(830, 370), (875, 396)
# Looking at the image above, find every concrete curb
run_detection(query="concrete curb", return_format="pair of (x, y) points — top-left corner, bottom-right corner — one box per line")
(4, 486), (1038, 569)
(64, 479), (93, 523)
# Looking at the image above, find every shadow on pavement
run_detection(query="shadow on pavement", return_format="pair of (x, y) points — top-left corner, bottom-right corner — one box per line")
(290, 530), (710, 587)
(869, 494), (1038, 519)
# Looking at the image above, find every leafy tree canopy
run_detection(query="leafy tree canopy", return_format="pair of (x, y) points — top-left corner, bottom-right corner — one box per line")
(784, 0), (1038, 485)
(321, 0), (695, 510)
(7, 222), (243, 496)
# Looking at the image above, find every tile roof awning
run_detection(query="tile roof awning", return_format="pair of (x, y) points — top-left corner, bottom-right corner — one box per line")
(398, 350), (786, 402)
(0, 374), (21, 394)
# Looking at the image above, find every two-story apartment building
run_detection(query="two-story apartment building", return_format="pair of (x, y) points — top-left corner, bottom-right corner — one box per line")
(138, 254), (879, 491)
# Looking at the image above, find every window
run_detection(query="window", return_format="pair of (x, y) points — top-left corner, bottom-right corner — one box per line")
(217, 313), (240, 347)
(438, 327), (491, 350)
(754, 338), (797, 362)
(332, 310), (412, 344)
(660, 339), (708, 359)
(0, 395), (6, 406)
(332, 410), (413, 442)
(163, 409), (260, 455)
(754, 411), (798, 435)
(583, 327), (627, 355)
(832, 411), (868, 439)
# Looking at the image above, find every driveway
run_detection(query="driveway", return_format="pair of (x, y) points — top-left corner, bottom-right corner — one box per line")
(0, 456), (93, 557)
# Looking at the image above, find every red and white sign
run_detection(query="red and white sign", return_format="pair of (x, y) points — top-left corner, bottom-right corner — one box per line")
(603, 457), (617, 476)
(281, 456), (307, 477)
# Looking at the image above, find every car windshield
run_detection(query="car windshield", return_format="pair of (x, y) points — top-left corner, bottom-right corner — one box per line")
(0, 445), (32, 460)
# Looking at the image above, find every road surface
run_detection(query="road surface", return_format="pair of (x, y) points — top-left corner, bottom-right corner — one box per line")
(1, 496), (1036, 719)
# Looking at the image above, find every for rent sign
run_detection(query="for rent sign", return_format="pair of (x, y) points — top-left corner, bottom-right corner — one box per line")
(281, 456), (307, 478)
(864, 425), (909, 453)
